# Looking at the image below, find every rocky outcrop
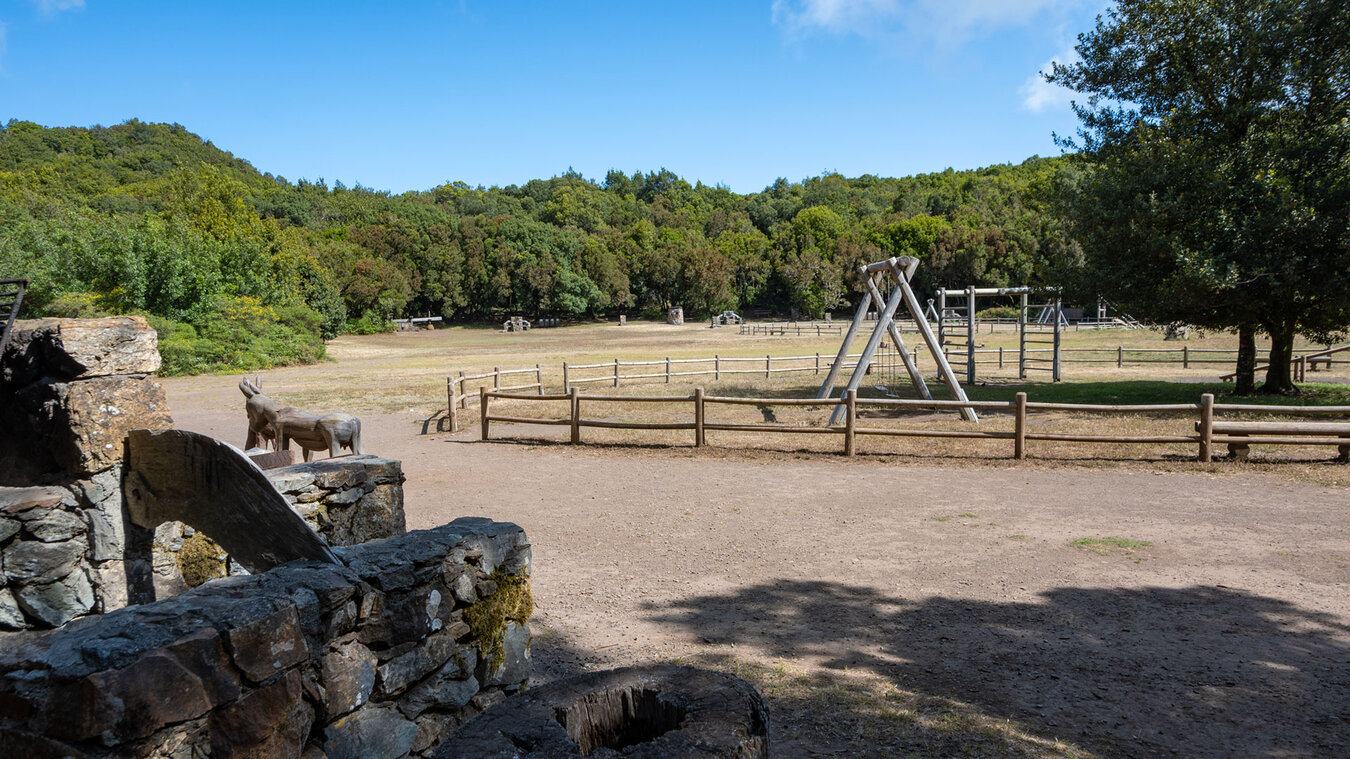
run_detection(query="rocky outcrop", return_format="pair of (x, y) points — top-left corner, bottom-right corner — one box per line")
(0, 518), (532, 758)
(1, 315), (161, 387)
(0, 317), (172, 629)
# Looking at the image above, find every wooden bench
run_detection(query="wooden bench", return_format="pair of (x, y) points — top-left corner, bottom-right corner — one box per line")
(1198, 420), (1350, 461)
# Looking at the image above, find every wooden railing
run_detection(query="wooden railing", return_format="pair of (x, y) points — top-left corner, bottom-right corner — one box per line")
(437, 343), (1350, 432)
(476, 389), (1350, 463)
(440, 352), (871, 431)
(1220, 344), (1350, 383)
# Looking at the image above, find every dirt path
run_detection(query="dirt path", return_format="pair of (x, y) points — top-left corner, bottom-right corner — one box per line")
(167, 377), (1350, 758)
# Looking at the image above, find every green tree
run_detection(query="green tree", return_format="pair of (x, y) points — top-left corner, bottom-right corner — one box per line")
(1049, 0), (1350, 394)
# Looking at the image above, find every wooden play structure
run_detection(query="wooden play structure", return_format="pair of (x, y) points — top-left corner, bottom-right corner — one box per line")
(817, 257), (976, 424)
(935, 286), (1061, 383)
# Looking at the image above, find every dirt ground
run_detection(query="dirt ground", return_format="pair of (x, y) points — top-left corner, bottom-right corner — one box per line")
(164, 327), (1350, 758)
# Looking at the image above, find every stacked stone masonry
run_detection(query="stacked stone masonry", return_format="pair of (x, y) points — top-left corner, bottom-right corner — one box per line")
(1, 316), (170, 629)
(160, 456), (408, 592)
(0, 517), (533, 758)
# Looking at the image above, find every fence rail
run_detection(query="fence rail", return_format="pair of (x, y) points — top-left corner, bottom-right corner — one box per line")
(476, 389), (1350, 463)
(438, 343), (1349, 432)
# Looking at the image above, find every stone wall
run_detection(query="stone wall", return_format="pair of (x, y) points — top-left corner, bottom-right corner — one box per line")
(273, 456), (407, 546)
(153, 456), (408, 592)
(0, 517), (532, 759)
(1, 317), (410, 628)
(0, 316), (170, 629)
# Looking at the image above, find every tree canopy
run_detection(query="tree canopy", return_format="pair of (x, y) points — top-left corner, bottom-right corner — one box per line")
(0, 119), (1076, 372)
(1049, 0), (1350, 393)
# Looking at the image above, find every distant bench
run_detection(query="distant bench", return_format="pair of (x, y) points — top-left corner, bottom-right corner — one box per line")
(1197, 420), (1350, 461)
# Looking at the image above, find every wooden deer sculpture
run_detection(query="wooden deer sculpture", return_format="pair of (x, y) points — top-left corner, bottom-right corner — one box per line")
(238, 378), (362, 461)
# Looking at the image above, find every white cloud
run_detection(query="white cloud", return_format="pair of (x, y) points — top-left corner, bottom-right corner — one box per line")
(771, 0), (901, 37)
(31, 0), (85, 14)
(773, 0), (1080, 41)
(1020, 48), (1078, 112)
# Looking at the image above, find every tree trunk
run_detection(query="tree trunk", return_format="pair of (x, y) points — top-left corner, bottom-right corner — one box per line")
(1260, 323), (1299, 395)
(1234, 325), (1257, 395)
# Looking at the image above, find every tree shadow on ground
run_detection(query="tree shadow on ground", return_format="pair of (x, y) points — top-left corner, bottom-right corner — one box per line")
(641, 582), (1350, 758)
(525, 617), (1091, 758)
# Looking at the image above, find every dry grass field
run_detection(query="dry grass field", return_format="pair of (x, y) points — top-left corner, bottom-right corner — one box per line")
(164, 320), (1350, 758)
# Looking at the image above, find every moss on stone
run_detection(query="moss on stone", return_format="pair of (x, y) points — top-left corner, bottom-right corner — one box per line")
(176, 531), (227, 588)
(463, 569), (532, 671)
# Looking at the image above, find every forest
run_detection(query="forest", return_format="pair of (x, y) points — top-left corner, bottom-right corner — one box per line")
(0, 119), (1076, 373)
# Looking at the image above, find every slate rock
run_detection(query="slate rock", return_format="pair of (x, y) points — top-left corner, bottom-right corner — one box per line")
(51, 651), (214, 743)
(4, 538), (85, 584)
(268, 469), (317, 493)
(16, 569), (95, 627)
(0, 516), (19, 543)
(1, 315), (161, 386)
(478, 621), (531, 687)
(224, 604), (310, 684)
(210, 669), (312, 757)
(86, 504), (125, 561)
(0, 587), (25, 629)
(321, 639), (378, 718)
(321, 706), (419, 759)
(375, 630), (458, 697)
(399, 657), (479, 718)
(17, 375), (173, 475)
(444, 572), (474, 606)
(24, 509), (87, 542)
(0, 486), (73, 515)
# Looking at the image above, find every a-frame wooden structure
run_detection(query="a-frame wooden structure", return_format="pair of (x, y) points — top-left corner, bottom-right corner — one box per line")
(817, 257), (977, 424)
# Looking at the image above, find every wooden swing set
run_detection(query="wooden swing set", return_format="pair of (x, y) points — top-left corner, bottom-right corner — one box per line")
(816, 257), (977, 424)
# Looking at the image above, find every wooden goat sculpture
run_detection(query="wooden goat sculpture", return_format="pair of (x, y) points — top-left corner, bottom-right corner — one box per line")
(238, 378), (362, 461)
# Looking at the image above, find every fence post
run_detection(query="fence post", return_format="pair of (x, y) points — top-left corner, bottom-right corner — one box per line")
(613, 359), (620, 388)
(563, 362), (570, 392)
(1014, 392), (1027, 460)
(1183, 346), (1189, 369)
(536, 364), (543, 394)
(1117, 346), (1123, 368)
(666, 357), (671, 383)
(493, 367), (500, 389)
(1198, 393), (1214, 463)
(815, 352), (821, 374)
(715, 355), (721, 381)
(569, 387), (580, 445)
(844, 389), (857, 456)
(765, 355), (771, 379)
(999, 346), (1004, 368)
(458, 371), (467, 409)
(1298, 355), (1307, 382)
(694, 388), (705, 447)
(480, 386), (490, 441)
(444, 377), (457, 433)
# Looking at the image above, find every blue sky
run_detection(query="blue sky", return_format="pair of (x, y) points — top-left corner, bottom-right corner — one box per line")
(0, 0), (1109, 193)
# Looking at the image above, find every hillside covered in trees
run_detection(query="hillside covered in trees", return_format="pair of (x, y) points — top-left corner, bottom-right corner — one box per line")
(0, 119), (1077, 373)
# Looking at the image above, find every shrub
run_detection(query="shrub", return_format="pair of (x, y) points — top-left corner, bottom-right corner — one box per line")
(345, 309), (395, 335)
(148, 296), (326, 375)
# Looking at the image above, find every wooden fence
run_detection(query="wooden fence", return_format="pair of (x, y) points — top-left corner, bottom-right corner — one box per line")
(439, 344), (1349, 432)
(477, 389), (1350, 463)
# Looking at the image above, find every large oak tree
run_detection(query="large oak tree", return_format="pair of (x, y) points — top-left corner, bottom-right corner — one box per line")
(1050, 0), (1350, 393)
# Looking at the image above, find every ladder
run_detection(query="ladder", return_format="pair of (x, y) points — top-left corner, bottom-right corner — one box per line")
(1, 279), (30, 359)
